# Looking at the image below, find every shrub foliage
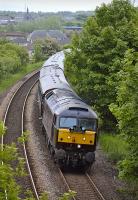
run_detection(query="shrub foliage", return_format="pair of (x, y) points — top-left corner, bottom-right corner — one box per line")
(110, 49), (138, 182)
(0, 40), (29, 81)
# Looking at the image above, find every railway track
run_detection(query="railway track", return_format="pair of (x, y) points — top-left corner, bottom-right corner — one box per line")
(2, 72), (39, 199)
(1, 70), (107, 200)
(59, 169), (106, 200)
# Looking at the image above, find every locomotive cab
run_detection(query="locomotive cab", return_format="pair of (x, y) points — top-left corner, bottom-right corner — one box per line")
(53, 107), (98, 168)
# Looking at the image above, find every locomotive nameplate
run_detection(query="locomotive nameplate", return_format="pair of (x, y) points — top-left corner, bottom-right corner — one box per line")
(58, 129), (95, 145)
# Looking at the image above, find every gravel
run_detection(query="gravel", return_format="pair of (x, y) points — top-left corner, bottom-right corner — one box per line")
(90, 147), (129, 200)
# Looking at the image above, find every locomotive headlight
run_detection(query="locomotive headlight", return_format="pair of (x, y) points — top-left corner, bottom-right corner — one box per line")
(77, 144), (81, 148)
(83, 137), (86, 141)
(67, 136), (71, 139)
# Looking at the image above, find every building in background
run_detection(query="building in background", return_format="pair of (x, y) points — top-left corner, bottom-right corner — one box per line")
(28, 30), (70, 45)
(0, 32), (28, 46)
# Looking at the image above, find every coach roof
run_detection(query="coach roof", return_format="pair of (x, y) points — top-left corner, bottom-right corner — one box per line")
(39, 65), (71, 94)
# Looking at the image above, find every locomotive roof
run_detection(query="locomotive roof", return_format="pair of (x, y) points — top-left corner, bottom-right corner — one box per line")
(46, 89), (97, 119)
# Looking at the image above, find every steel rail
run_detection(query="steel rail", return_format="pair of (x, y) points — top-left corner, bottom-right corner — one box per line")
(21, 79), (39, 200)
(86, 173), (106, 200)
(1, 71), (39, 199)
(58, 168), (76, 200)
(58, 168), (106, 200)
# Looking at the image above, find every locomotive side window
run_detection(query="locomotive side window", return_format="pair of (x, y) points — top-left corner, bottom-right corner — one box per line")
(60, 117), (77, 128)
(79, 119), (96, 131)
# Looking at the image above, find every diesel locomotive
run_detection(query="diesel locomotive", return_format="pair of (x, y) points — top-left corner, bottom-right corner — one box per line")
(38, 51), (98, 169)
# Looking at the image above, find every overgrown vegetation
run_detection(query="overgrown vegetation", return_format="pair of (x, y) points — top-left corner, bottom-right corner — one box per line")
(0, 39), (29, 80)
(64, 0), (138, 194)
(0, 59), (42, 93)
(99, 134), (128, 162)
(110, 49), (138, 182)
(0, 121), (32, 199)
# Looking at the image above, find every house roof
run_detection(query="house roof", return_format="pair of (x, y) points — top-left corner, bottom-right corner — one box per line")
(28, 30), (70, 44)
(11, 37), (27, 44)
(0, 32), (27, 37)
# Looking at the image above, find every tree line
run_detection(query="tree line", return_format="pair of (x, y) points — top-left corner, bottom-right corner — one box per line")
(0, 11), (91, 33)
(65, 0), (138, 184)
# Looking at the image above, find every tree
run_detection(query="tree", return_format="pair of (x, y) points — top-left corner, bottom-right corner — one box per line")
(33, 37), (61, 62)
(110, 49), (138, 183)
(14, 16), (62, 33)
(3, 43), (29, 66)
(65, 0), (137, 130)
(0, 40), (29, 81)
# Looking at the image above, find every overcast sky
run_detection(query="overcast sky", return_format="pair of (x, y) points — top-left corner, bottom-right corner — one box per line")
(0, 0), (137, 12)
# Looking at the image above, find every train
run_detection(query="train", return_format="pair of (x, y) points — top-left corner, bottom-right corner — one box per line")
(38, 50), (98, 169)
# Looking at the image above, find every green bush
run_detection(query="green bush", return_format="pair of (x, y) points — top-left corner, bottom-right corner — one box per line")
(110, 49), (138, 183)
(0, 61), (42, 93)
(0, 40), (29, 81)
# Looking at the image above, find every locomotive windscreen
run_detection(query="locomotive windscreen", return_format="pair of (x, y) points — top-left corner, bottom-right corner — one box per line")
(78, 119), (96, 131)
(59, 117), (96, 131)
(60, 117), (77, 128)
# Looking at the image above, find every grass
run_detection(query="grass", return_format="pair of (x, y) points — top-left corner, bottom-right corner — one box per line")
(0, 61), (43, 93)
(99, 133), (128, 163)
